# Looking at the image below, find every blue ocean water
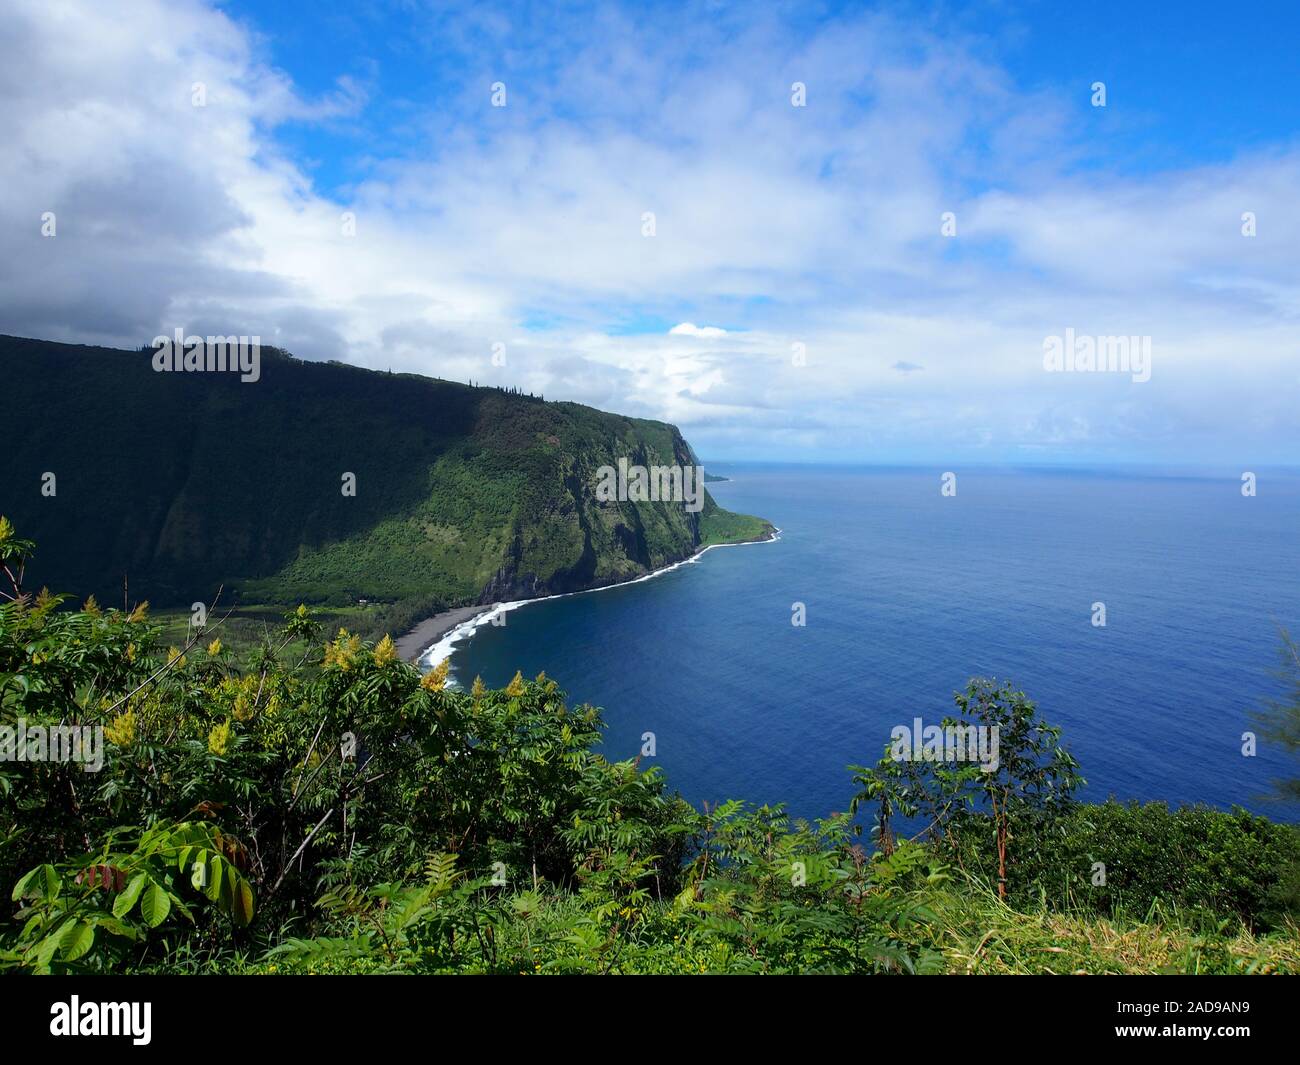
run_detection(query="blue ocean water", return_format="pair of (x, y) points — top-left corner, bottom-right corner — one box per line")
(443, 465), (1300, 823)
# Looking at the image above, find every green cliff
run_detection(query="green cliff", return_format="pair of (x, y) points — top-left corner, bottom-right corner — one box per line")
(0, 335), (772, 615)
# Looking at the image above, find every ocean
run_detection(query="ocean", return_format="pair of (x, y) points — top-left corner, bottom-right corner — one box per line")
(425, 464), (1300, 823)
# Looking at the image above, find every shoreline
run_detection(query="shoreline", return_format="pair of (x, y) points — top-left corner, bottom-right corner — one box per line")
(393, 605), (493, 662)
(396, 526), (780, 666)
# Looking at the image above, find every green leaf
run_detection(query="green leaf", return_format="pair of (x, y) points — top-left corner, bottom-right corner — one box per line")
(88, 916), (138, 940)
(33, 931), (62, 973)
(57, 920), (94, 961)
(139, 882), (171, 928)
(113, 872), (147, 918)
(206, 857), (226, 902)
(190, 854), (219, 897)
(231, 877), (255, 927)
(217, 861), (234, 908)
(12, 863), (60, 903)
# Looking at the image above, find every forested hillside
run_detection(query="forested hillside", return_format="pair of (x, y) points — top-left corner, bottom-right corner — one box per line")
(0, 335), (770, 617)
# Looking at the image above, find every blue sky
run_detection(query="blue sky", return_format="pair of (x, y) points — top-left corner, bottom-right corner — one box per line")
(2, 0), (1298, 463)
(224, 0), (1300, 189)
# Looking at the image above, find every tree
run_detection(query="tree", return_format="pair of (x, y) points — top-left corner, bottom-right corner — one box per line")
(852, 679), (1083, 900)
(1255, 627), (1300, 802)
(953, 679), (1084, 898)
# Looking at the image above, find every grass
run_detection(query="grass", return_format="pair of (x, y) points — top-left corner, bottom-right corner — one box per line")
(905, 878), (1300, 975)
(205, 881), (1300, 975)
(699, 508), (775, 546)
(151, 602), (385, 661)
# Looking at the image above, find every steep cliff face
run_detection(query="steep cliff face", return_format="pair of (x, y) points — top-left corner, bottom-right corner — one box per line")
(0, 335), (771, 611)
(475, 417), (720, 603)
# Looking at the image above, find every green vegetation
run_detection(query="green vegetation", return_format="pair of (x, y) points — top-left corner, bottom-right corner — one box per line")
(698, 507), (773, 547)
(2, 521), (1297, 974)
(0, 335), (773, 636)
(1255, 627), (1300, 803)
(149, 602), (414, 661)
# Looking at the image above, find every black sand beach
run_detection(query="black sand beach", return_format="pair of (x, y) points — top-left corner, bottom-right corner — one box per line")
(394, 605), (494, 663)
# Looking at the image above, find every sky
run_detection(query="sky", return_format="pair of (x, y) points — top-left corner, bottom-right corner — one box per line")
(1, 0), (1297, 464)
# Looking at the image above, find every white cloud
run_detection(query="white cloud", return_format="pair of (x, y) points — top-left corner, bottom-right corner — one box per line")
(669, 323), (728, 338)
(0, 0), (1296, 463)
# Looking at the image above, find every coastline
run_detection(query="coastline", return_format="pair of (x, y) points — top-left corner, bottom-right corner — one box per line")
(393, 605), (493, 662)
(396, 526), (780, 666)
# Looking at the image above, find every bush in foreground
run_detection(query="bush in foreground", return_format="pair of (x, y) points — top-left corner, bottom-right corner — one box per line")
(1, 520), (1297, 974)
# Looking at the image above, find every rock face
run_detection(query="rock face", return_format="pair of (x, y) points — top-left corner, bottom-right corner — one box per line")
(475, 426), (709, 603)
(0, 334), (770, 610)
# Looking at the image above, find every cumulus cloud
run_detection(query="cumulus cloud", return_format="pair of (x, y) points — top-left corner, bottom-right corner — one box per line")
(669, 323), (729, 338)
(0, 0), (1296, 463)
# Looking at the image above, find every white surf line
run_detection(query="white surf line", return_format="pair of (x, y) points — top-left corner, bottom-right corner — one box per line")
(417, 527), (782, 679)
